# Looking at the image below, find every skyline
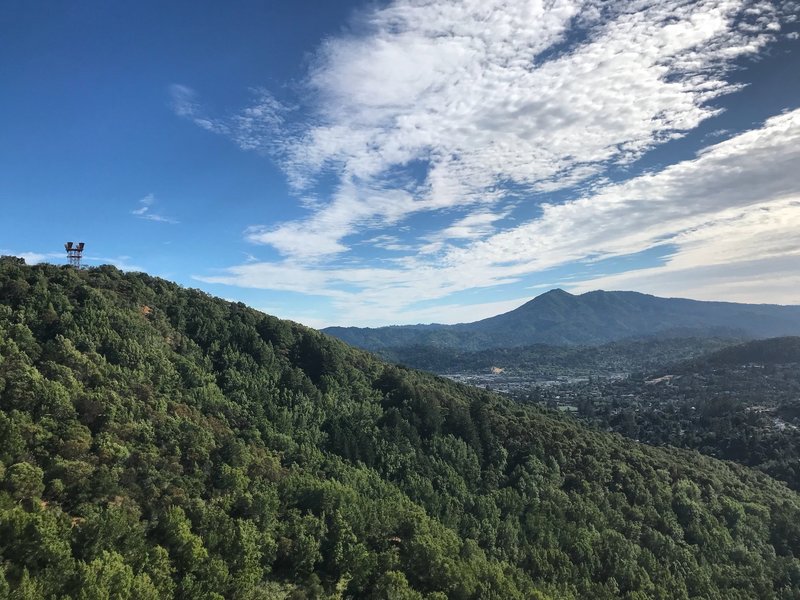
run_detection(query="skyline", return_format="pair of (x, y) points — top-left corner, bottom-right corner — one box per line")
(2, 0), (799, 327)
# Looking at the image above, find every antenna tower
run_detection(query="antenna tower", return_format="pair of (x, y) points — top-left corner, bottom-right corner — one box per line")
(65, 241), (85, 268)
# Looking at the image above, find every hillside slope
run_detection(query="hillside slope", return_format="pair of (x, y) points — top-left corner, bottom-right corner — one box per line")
(679, 336), (800, 370)
(376, 336), (740, 376)
(324, 289), (800, 351)
(3, 257), (800, 599)
(530, 337), (800, 491)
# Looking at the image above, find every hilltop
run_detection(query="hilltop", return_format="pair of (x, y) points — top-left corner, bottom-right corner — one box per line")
(3, 257), (800, 598)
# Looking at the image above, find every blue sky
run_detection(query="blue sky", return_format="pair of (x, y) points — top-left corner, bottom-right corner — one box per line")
(2, 0), (799, 327)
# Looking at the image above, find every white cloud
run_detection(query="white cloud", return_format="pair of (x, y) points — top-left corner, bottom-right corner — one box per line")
(437, 211), (509, 241)
(359, 234), (415, 252)
(176, 0), (795, 263)
(390, 296), (534, 327)
(566, 198), (800, 304)
(15, 252), (63, 264)
(177, 0), (799, 325)
(198, 108), (800, 325)
(87, 255), (146, 272)
(445, 109), (800, 274)
(169, 84), (288, 154)
(244, 180), (417, 259)
(254, 296), (532, 329)
(131, 193), (178, 224)
(264, 0), (792, 257)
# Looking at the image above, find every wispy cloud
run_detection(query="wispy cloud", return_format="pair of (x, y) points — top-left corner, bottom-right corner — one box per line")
(90, 255), (145, 272)
(567, 198), (800, 304)
(12, 251), (64, 264)
(179, 0), (792, 256)
(179, 0), (799, 325)
(198, 109), (800, 325)
(131, 193), (178, 224)
(170, 84), (288, 154)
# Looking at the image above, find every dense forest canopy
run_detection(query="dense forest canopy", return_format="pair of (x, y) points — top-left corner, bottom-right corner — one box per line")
(3, 257), (800, 599)
(677, 337), (800, 369)
(374, 337), (741, 377)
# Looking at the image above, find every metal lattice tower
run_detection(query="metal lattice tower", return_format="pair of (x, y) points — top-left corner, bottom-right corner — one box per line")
(65, 241), (85, 268)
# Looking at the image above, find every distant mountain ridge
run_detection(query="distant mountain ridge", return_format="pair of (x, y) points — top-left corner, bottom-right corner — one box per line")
(324, 289), (800, 351)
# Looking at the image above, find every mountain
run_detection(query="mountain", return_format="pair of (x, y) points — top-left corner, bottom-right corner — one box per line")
(4, 256), (800, 598)
(324, 289), (800, 351)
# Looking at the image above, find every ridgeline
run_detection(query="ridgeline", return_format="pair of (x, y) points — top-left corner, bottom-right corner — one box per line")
(324, 289), (800, 351)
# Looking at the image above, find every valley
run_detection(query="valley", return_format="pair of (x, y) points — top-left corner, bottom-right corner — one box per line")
(327, 293), (800, 493)
(400, 335), (800, 492)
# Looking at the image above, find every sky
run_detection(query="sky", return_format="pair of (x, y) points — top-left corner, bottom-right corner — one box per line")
(2, 0), (799, 328)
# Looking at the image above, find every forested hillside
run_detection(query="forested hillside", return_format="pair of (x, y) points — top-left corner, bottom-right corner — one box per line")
(3, 257), (800, 599)
(375, 337), (739, 377)
(509, 337), (800, 490)
(679, 337), (800, 370)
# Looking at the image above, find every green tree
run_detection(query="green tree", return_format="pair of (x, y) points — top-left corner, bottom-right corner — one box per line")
(4, 462), (44, 501)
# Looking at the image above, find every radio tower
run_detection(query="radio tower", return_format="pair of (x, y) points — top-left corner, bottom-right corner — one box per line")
(65, 242), (85, 268)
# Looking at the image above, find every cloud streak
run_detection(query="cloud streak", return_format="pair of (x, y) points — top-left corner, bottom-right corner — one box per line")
(199, 108), (800, 325)
(131, 193), (178, 224)
(170, 84), (288, 154)
(178, 0), (799, 325)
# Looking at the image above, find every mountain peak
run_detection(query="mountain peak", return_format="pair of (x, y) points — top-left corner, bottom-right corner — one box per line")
(521, 287), (575, 307)
(541, 288), (573, 297)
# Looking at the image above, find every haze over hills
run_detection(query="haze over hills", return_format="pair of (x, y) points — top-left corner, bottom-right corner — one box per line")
(324, 289), (800, 351)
